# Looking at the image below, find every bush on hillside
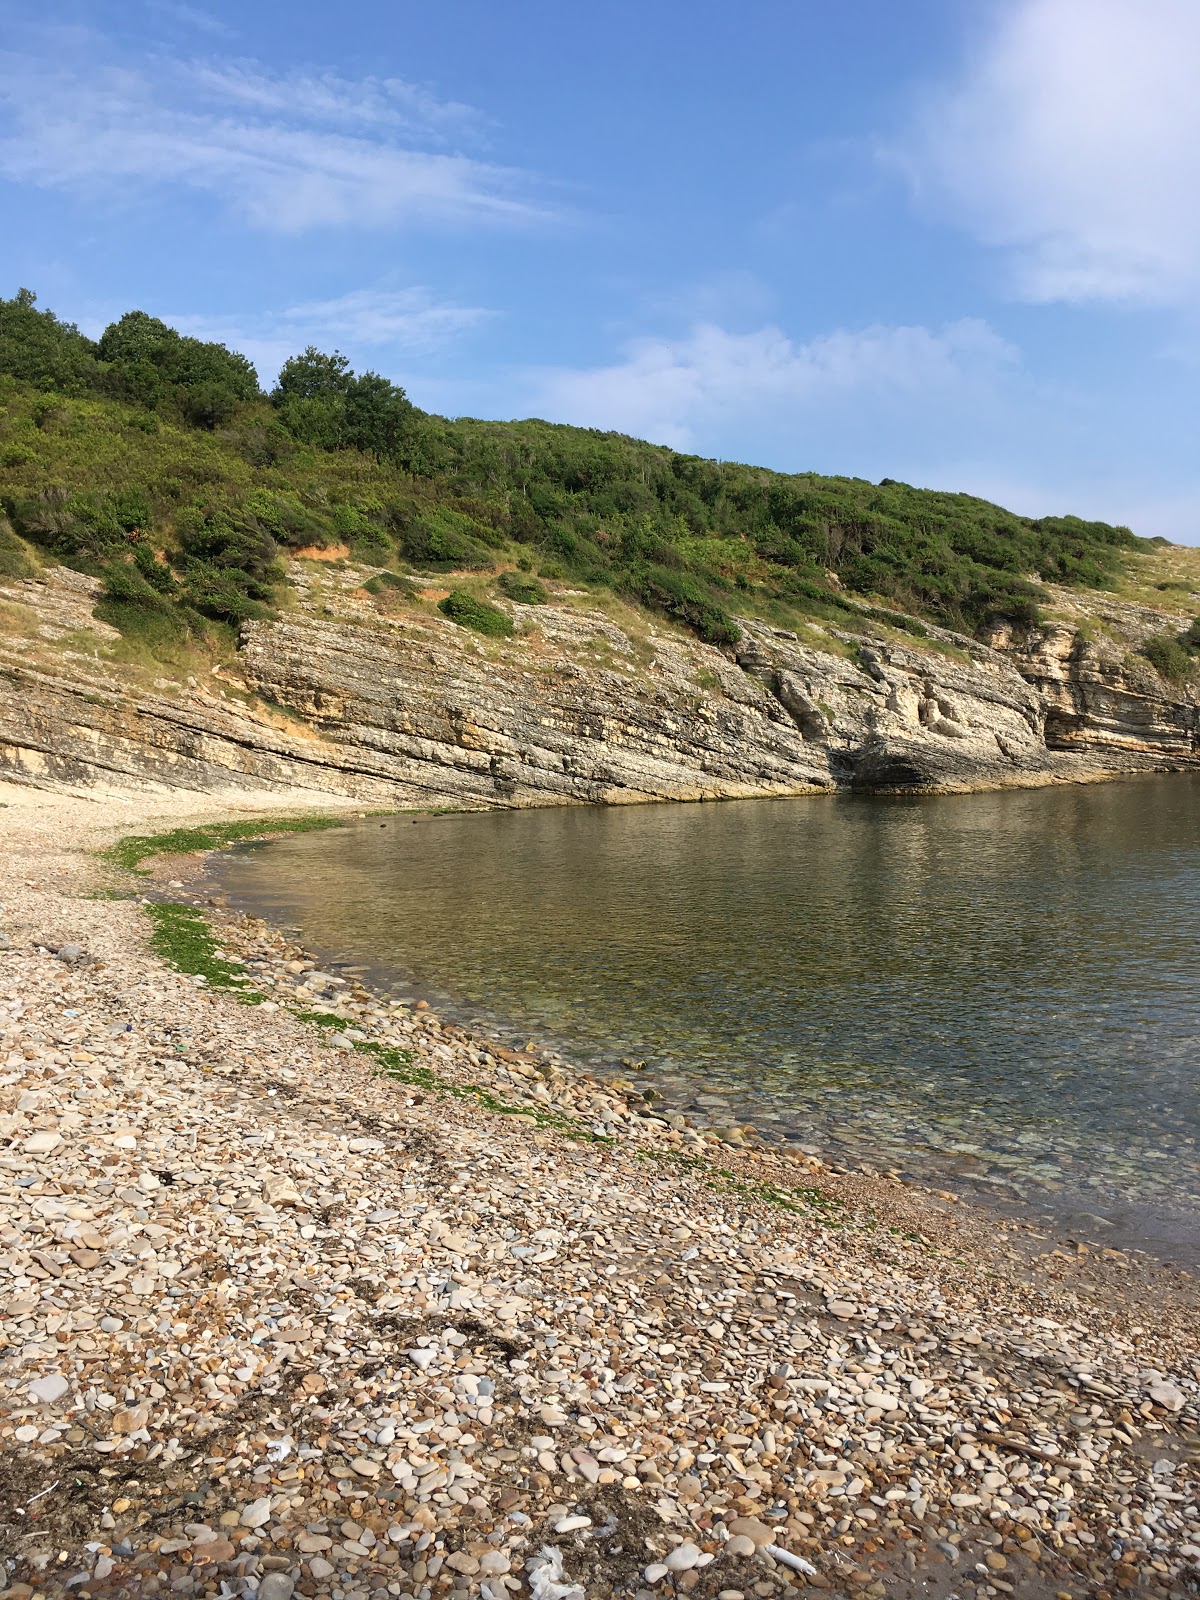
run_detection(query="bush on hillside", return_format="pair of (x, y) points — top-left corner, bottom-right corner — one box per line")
(0, 291), (1159, 648)
(391, 505), (496, 570)
(498, 570), (549, 604)
(364, 570), (417, 603)
(0, 517), (37, 578)
(438, 590), (514, 638)
(1144, 633), (1192, 681)
(173, 503), (284, 624)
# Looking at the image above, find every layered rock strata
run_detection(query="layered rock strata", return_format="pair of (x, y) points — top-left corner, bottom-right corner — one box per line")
(1, 564), (1197, 803)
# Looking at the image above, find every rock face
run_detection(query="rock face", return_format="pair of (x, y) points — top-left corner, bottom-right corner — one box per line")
(1, 563), (1197, 803)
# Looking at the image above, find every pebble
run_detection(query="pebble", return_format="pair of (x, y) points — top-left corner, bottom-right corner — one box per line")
(256, 1577), (295, 1600)
(240, 1497), (273, 1529)
(27, 1374), (69, 1404)
(0, 793), (1196, 1600)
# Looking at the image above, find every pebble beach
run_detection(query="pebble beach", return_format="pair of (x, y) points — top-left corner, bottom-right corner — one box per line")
(1, 786), (1197, 1600)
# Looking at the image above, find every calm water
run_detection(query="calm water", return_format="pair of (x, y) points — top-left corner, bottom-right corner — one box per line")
(217, 780), (1200, 1261)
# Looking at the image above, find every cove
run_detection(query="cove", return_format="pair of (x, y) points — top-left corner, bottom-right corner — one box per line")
(216, 776), (1200, 1262)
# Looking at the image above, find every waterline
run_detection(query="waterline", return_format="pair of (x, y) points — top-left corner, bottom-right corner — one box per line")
(217, 778), (1200, 1262)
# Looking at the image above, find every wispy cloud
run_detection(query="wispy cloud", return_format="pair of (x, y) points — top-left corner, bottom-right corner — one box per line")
(0, 43), (547, 232)
(144, 1), (234, 38)
(187, 64), (482, 141)
(169, 286), (491, 385)
(891, 0), (1200, 307)
(520, 318), (1017, 452)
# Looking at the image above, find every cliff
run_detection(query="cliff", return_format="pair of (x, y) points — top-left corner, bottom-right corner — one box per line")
(1, 556), (1197, 806)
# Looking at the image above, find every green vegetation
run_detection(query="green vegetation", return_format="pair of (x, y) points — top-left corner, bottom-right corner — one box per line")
(1143, 618), (1200, 681)
(497, 570), (549, 605)
(144, 902), (262, 999)
(438, 589), (514, 637)
(294, 1008), (606, 1141)
(1, 287), (1150, 652)
(363, 569), (417, 601)
(0, 516), (36, 578)
(103, 813), (344, 874)
(636, 1145), (844, 1221)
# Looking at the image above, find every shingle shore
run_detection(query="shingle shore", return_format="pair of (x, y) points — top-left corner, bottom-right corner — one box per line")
(0, 788), (1197, 1600)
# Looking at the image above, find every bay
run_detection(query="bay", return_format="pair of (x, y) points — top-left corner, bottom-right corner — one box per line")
(217, 776), (1200, 1260)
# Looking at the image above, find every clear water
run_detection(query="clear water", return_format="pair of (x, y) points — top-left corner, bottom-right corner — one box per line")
(217, 778), (1200, 1261)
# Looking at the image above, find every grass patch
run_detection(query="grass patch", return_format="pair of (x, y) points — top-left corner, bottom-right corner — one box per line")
(359, 1038), (606, 1140)
(103, 812), (345, 874)
(144, 902), (263, 1001)
(294, 1009), (351, 1029)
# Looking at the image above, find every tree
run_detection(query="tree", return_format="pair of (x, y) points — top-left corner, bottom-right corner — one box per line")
(272, 347), (415, 458)
(96, 310), (260, 423)
(0, 289), (102, 392)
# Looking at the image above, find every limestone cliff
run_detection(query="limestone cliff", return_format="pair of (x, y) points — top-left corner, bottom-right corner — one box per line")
(1, 558), (1197, 805)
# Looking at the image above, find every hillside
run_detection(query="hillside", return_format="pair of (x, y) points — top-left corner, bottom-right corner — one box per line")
(4, 287), (1200, 806)
(0, 288), (1166, 662)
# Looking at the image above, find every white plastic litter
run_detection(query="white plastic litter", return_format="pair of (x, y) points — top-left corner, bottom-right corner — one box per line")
(528, 1546), (586, 1600)
(767, 1544), (818, 1576)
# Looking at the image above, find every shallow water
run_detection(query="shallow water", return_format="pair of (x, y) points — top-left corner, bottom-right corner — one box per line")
(217, 778), (1200, 1261)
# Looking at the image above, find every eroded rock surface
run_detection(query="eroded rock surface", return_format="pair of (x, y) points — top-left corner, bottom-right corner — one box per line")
(1, 563), (1197, 803)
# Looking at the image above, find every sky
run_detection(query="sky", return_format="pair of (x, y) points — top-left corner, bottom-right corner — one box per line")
(2, 0), (1199, 539)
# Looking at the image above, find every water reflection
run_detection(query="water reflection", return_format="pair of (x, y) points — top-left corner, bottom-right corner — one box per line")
(217, 777), (1200, 1259)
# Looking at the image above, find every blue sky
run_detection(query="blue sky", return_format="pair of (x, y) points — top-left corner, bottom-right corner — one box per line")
(3, 0), (1199, 538)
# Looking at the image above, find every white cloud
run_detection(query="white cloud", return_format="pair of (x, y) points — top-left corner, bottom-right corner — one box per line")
(521, 318), (1017, 452)
(145, 1), (234, 38)
(169, 286), (491, 386)
(0, 47), (545, 231)
(187, 64), (481, 141)
(893, 0), (1200, 306)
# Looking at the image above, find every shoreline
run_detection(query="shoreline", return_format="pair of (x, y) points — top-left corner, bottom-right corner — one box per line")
(1, 783), (1198, 1600)
(205, 792), (1200, 1272)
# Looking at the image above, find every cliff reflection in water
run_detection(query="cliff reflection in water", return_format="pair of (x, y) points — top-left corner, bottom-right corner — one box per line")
(218, 777), (1200, 1260)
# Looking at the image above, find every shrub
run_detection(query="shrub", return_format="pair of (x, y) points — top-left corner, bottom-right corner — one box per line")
(173, 502), (284, 624)
(438, 590), (513, 637)
(393, 507), (495, 570)
(628, 564), (740, 646)
(95, 559), (188, 646)
(498, 571), (548, 604)
(180, 381), (241, 430)
(0, 517), (36, 578)
(7, 487), (150, 568)
(238, 489), (327, 549)
(331, 498), (395, 564)
(364, 571), (416, 603)
(1144, 633), (1191, 681)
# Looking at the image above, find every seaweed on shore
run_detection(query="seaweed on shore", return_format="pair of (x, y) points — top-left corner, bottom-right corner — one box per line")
(302, 1013), (611, 1143)
(102, 813), (346, 875)
(636, 1144), (845, 1222)
(144, 901), (265, 1003)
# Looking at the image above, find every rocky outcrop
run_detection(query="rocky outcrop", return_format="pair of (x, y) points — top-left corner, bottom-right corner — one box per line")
(1, 563), (1197, 803)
